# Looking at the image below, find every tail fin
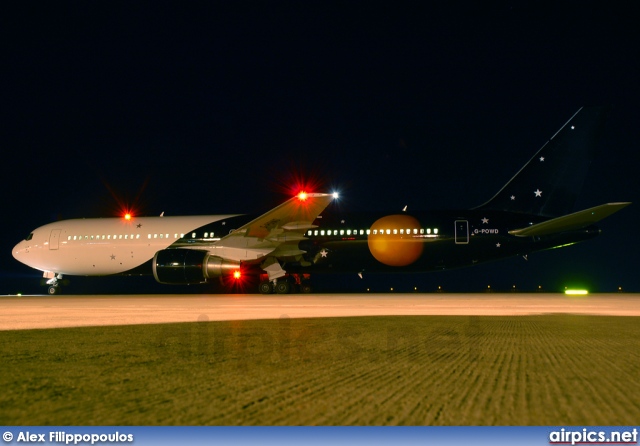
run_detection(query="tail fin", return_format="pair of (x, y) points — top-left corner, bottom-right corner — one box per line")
(475, 107), (608, 217)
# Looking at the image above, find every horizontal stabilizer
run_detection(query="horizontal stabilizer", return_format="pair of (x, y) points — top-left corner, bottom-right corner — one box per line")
(508, 202), (631, 237)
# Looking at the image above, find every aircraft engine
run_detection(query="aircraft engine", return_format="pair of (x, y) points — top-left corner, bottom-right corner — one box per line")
(152, 249), (240, 284)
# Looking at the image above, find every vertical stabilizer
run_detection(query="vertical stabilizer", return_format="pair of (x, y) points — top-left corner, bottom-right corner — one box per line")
(475, 107), (608, 217)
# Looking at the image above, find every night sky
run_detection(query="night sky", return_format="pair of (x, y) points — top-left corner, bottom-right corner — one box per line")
(2, 2), (639, 294)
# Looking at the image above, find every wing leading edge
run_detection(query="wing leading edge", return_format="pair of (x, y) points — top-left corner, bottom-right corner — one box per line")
(210, 193), (336, 278)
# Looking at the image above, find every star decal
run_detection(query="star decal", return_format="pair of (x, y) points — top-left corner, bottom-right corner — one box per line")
(110, 254), (116, 260)
(136, 223), (142, 228)
(320, 249), (328, 258)
(534, 189), (542, 197)
(510, 195), (516, 200)
(481, 217), (489, 224)
(539, 156), (545, 162)
(496, 243), (501, 248)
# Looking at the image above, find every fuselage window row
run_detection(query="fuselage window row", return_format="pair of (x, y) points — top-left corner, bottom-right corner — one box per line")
(64, 227), (441, 242)
(306, 228), (439, 237)
(66, 233), (187, 241)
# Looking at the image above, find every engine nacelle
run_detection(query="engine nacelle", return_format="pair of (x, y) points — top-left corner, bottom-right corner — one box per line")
(152, 249), (240, 284)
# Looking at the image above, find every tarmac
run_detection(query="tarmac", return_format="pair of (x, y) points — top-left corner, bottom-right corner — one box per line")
(1, 293), (640, 330)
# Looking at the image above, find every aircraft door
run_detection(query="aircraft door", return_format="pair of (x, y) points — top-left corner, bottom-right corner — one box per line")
(49, 229), (61, 250)
(454, 220), (469, 244)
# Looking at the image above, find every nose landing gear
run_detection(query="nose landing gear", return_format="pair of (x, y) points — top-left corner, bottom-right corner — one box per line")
(45, 273), (64, 295)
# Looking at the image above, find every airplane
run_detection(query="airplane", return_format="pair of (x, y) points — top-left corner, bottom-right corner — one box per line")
(12, 106), (630, 295)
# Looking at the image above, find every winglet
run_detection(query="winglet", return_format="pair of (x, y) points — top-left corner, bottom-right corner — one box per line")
(508, 202), (631, 237)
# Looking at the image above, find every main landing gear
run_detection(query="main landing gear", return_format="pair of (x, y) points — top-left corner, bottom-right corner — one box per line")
(258, 274), (312, 294)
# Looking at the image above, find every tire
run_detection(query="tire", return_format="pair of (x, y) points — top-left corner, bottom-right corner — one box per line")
(48, 286), (59, 295)
(275, 280), (291, 294)
(300, 282), (312, 293)
(258, 281), (273, 294)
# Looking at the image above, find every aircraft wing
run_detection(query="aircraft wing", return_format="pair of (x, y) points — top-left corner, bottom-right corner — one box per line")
(209, 193), (335, 263)
(508, 202), (631, 237)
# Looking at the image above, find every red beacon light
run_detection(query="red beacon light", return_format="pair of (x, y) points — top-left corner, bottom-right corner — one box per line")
(124, 213), (132, 221)
(233, 270), (242, 280)
(297, 191), (308, 201)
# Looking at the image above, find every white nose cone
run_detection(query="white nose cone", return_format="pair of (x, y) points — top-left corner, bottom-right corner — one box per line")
(12, 240), (26, 263)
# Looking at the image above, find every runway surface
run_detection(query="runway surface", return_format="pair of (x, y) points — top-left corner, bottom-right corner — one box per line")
(1, 293), (640, 330)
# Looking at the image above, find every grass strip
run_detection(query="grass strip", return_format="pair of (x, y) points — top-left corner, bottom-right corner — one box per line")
(2, 315), (639, 425)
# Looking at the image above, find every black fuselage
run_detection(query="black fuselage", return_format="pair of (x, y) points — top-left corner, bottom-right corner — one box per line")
(167, 209), (599, 276)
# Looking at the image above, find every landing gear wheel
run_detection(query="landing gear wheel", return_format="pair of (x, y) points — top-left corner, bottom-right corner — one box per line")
(259, 281), (273, 294)
(48, 286), (59, 295)
(300, 281), (312, 293)
(275, 280), (292, 294)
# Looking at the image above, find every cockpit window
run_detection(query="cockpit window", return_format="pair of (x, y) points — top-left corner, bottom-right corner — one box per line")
(25, 233), (33, 241)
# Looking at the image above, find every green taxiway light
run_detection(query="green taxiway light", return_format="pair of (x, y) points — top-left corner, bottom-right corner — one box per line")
(565, 289), (589, 295)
